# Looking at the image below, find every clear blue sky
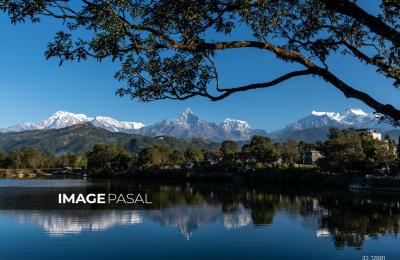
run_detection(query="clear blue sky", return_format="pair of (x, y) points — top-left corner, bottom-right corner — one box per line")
(0, 3), (398, 132)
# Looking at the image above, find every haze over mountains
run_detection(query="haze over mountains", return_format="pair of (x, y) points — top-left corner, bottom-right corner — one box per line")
(0, 108), (398, 144)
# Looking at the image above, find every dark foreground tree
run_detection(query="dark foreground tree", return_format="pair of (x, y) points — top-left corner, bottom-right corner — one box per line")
(87, 144), (131, 174)
(138, 146), (162, 169)
(318, 128), (366, 173)
(243, 136), (278, 164)
(2, 1), (400, 123)
(318, 128), (398, 173)
(220, 140), (238, 155)
(278, 140), (300, 165)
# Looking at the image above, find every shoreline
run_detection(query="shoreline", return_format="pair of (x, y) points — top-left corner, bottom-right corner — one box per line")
(3, 168), (400, 192)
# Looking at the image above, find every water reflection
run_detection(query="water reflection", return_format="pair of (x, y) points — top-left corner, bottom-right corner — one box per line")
(2, 204), (252, 239)
(14, 211), (142, 236)
(319, 196), (400, 249)
(0, 181), (399, 249)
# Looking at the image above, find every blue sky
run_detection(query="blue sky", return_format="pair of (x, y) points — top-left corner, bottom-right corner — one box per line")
(0, 3), (398, 132)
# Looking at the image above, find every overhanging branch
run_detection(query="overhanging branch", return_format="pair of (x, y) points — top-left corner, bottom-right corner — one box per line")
(322, 0), (400, 47)
(341, 40), (400, 82)
(210, 69), (314, 100)
(314, 67), (400, 122)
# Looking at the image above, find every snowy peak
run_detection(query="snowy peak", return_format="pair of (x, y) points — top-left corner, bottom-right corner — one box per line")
(345, 108), (368, 116)
(311, 108), (369, 121)
(137, 108), (266, 141)
(178, 108), (199, 126)
(92, 116), (145, 132)
(0, 111), (92, 132)
(311, 111), (342, 121)
(310, 108), (376, 125)
(221, 118), (251, 132)
(40, 111), (93, 129)
(51, 111), (91, 119)
(179, 108), (194, 119)
(1, 122), (39, 132)
(272, 107), (393, 137)
(1, 111), (144, 133)
(0, 108), (265, 141)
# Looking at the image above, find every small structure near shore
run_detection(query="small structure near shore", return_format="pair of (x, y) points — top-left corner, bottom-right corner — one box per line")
(301, 150), (323, 164)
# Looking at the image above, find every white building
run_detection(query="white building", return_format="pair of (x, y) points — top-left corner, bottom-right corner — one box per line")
(357, 129), (382, 141)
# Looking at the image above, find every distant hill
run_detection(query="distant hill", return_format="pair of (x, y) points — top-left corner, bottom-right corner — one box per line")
(0, 123), (220, 154)
(270, 108), (400, 142)
(382, 129), (400, 143)
(272, 127), (400, 143)
(272, 127), (331, 143)
(270, 108), (393, 139)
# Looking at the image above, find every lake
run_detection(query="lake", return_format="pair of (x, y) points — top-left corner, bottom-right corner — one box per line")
(0, 179), (399, 260)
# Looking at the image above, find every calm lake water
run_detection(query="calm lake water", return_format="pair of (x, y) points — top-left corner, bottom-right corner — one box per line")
(0, 179), (399, 260)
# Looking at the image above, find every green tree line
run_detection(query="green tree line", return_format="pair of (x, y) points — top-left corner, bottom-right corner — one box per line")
(0, 128), (398, 176)
(0, 147), (87, 169)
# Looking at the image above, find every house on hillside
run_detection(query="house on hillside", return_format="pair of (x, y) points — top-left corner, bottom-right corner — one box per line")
(301, 150), (323, 164)
(357, 129), (382, 141)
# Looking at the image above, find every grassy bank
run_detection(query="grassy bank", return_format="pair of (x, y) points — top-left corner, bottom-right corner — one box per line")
(0, 168), (53, 178)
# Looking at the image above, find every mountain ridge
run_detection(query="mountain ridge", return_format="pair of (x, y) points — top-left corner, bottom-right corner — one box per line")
(136, 108), (264, 142)
(0, 109), (266, 142)
(1, 107), (398, 143)
(0, 123), (220, 154)
(0, 111), (145, 133)
(270, 108), (394, 139)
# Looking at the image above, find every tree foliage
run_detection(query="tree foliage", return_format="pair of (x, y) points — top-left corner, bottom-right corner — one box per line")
(185, 147), (206, 164)
(5, 147), (46, 169)
(243, 135), (278, 165)
(318, 128), (398, 173)
(278, 140), (300, 165)
(2, 1), (400, 123)
(220, 140), (238, 155)
(138, 146), (163, 169)
(87, 144), (131, 174)
(318, 128), (365, 173)
(169, 150), (185, 167)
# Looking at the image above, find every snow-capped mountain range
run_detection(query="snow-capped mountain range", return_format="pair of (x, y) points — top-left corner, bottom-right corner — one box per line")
(0, 111), (145, 133)
(0, 109), (265, 142)
(136, 108), (261, 141)
(0, 107), (396, 142)
(270, 108), (394, 138)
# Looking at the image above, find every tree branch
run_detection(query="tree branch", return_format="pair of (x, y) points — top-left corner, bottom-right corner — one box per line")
(341, 40), (400, 82)
(124, 37), (400, 122)
(313, 67), (400, 122)
(322, 0), (400, 46)
(210, 69), (314, 100)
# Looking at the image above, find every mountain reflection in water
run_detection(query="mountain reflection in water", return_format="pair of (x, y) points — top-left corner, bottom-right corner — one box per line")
(0, 180), (399, 250)
(4, 203), (251, 239)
